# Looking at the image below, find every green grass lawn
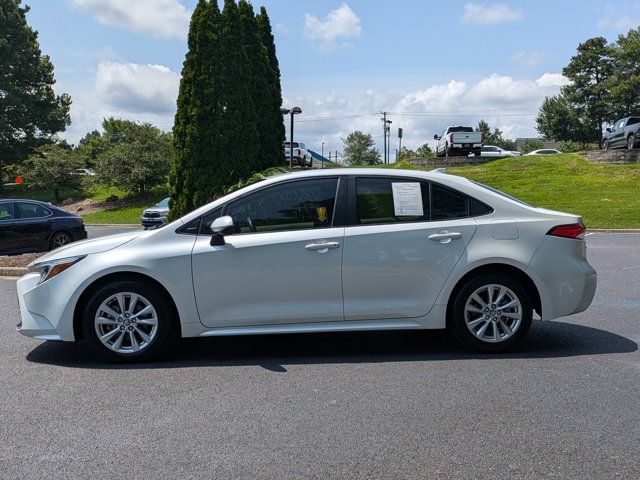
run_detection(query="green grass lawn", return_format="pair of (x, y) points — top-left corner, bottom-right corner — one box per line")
(81, 196), (166, 224)
(393, 154), (640, 229)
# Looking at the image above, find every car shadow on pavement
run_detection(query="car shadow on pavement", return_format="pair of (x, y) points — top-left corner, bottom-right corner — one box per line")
(25, 320), (638, 371)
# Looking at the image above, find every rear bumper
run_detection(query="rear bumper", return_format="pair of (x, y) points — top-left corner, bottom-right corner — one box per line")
(529, 237), (597, 320)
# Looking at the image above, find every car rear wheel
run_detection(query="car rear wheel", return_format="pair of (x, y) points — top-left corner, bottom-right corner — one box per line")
(449, 273), (532, 353)
(50, 231), (72, 250)
(602, 139), (609, 150)
(82, 280), (175, 362)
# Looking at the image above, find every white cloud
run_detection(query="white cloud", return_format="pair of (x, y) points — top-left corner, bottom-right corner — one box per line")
(95, 61), (180, 114)
(597, 3), (640, 31)
(510, 51), (548, 67)
(68, 0), (191, 40)
(304, 3), (362, 50)
(535, 73), (571, 88)
(285, 73), (568, 157)
(461, 3), (523, 25)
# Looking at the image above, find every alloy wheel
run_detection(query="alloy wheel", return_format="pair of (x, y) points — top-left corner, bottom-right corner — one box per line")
(53, 233), (71, 248)
(464, 284), (522, 343)
(94, 292), (158, 354)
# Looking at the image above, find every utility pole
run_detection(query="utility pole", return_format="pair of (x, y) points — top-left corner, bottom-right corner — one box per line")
(398, 128), (403, 162)
(381, 112), (392, 165)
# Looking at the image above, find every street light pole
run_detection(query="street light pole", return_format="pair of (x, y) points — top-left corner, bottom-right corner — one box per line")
(281, 107), (302, 169)
(321, 141), (325, 169)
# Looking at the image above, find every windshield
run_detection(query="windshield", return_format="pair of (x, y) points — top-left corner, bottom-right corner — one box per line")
(155, 198), (170, 208)
(449, 126), (474, 133)
(471, 181), (533, 207)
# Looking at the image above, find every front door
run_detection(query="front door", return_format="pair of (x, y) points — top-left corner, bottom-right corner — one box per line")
(342, 177), (477, 320)
(192, 177), (345, 328)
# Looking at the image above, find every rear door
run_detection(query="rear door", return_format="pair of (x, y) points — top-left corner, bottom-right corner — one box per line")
(0, 202), (21, 254)
(14, 202), (54, 250)
(342, 176), (478, 320)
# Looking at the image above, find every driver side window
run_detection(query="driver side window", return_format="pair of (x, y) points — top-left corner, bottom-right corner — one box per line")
(223, 178), (339, 234)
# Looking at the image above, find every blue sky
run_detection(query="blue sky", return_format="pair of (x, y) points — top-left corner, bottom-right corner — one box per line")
(25, 0), (640, 153)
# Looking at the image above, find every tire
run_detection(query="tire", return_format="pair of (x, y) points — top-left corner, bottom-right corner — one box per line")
(627, 135), (636, 150)
(81, 280), (176, 363)
(445, 146), (453, 157)
(449, 273), (533, 353)
(50, 231), (72, 250)
(602, 139), (609, 151)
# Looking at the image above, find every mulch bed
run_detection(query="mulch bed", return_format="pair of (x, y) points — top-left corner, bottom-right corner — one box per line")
(0, 253), (42, 268)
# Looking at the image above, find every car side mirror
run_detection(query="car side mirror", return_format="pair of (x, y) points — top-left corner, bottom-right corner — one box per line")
(433, 134), (439, 140)
(210, 215), (234, 246)
(605, 127), (612, 133)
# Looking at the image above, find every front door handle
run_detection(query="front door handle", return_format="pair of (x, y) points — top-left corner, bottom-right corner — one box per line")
(428, 231), (462, 244)
(305, 241), (340, 252)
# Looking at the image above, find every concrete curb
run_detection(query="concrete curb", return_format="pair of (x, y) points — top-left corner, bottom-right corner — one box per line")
(85, 224), (141, 227)
(0, 267), (27, 277)
(588, 229), (640, 233)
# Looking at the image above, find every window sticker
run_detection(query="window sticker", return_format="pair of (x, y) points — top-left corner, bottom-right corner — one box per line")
(316, 206), (327, 223)
(392, 182), (424, 216)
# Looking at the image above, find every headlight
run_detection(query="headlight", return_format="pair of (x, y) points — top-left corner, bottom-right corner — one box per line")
(27, 256), (86, 285)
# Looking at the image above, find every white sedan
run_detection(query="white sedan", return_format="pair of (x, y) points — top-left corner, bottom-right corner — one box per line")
(524, 149), (562, 156)
(17, 169), (597, 362)
(472, 145), (522, 157)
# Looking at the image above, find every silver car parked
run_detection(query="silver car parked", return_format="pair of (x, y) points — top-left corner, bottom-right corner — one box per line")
(17, 169), (596, 362)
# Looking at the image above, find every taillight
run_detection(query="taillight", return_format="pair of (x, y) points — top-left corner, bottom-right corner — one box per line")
(547, 223), (586, 239)
(480, 133), (484, 142)
(449, 133), (454, 143)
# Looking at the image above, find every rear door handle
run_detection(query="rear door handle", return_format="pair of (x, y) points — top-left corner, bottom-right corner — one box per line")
(428, 231), (462, 244)
(305, 241), (340, 252)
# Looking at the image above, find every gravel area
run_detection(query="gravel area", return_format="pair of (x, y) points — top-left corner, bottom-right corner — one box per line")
(0, 253), (41, 268)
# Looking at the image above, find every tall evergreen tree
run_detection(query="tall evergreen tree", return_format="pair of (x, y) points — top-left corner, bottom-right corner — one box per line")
(0, 0), (71, 188)
(238, 0), (273, 171)
(256, 6), (286, 165)
(169, 0), (219, 217)
(170, 1), (285, 219)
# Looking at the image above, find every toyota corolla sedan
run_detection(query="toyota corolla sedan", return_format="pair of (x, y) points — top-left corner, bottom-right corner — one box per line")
(16, 169), (597, 362)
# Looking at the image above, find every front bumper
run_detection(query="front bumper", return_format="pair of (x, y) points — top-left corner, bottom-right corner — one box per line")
(16, 273), (63, 341)
(141, 217), (167, 227)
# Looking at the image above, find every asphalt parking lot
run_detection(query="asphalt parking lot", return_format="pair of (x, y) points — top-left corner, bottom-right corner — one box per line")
(0, 232), (638, 479)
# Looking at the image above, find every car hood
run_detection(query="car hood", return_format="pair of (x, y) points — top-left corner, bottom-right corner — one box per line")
(33, 231), (143, 264)
(144, 207), (169, 215)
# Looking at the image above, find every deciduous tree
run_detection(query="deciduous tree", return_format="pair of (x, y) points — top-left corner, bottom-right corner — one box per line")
(342, 131), (381, 166)
(0, 0), (71, 188)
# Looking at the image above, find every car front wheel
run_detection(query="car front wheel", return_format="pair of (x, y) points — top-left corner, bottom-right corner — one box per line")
(82, 280), (175, 362)
(449, 273), (532, 353)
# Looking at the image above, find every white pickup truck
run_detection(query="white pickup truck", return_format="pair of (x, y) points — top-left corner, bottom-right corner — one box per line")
(283, 142), (313, 167)
(434, 126), (483, 157)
